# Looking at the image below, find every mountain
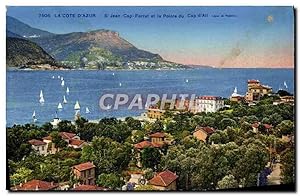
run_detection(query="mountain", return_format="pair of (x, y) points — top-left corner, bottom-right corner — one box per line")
(31, 29), (163, 62)
(6, 30), (22, 38)
(6, 16), (54, 38)
(6, 37), (58, 69)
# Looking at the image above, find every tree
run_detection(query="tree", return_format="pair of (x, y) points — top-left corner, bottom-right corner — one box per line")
(97, 173), (123, 190)
(140, 147), (161, 170)
(125, 117), (142, 130)
(268, 113), (283, 126)
(57, 120), (76, 132)
(81, 137), (131, 174)
(276, 120), (294, 136)
(209, 133), (221, 144)
(50, 131), (67, 149)
(217, 174), (238, 190)
(10, 167), (33, 185)
(280, 148), (295, 184)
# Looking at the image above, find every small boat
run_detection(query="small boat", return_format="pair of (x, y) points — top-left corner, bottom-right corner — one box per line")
(52, 76), (55, 79)
(61, 80), (65, 87)
(66, 87), (70, 94)
(58, 75), (60, 79)
(105, 104), (112, 110)
(63, 95), (67, 104)
(85, 107), (90, 113)
(112, 72), (115, 76)
(57, 103), (63, 110)
(32, 110), (37, 123)
(185, 79), (189, 83)
(119, 82), (122, 87)
(74, 101), (80, 110)
(284, 81), (288, 89)
(39, 91), (45, 104)
(61, 77), (64, 81)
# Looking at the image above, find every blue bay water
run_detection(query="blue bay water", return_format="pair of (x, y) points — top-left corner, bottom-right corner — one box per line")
(6, 68), (294, 126)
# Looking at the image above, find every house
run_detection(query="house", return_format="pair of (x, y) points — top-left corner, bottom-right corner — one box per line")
(148, 170), (178, 190)
(28, 139), (47, 155)
(11, 180), (58, 191)
(245, 80), (272, 102)
(252, 122), (260, 133)
(273, 96), (294, 105)
(42, 132), (86, 153)
(230, 87), (244, 102)
(71, 184), (108, 191)
(194, 96), (224, 113)
(263, 124), (273, 132)
(72, 162), (96, 185)
(147, 107), (165, 120)
(128, 171), (145, 185)
(193, 126), (215, 142)
(149, 132), (166, 144)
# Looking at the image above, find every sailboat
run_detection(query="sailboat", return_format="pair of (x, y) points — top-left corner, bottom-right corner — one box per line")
(32, 110), (37, 123)
(185, 79), (189, 83)
(112, 72), (115, 76)
(61, 77), (64, 81)
(85, 107), (90, 114)
(74, 101), (80, 110)
(119, 82), (122, 87)
(105, 104), (112, 110)
(63, 95), (67, 104)
(61, 80), (65, 87)
(52, 76), (55, 79)
(66, 87), (70, 94)
(58, 75), (60, 79)
(39, 90), (45, 104)
(57, 103), (63, 110)
(284, 81), (288, 89)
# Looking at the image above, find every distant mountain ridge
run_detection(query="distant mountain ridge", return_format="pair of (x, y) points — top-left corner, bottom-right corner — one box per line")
(7, 16), (54, 38)
(6, 37), (58, 69)
(6, 16), (187, 70)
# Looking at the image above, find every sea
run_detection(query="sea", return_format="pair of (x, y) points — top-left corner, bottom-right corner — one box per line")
(6, 68), (294, 127)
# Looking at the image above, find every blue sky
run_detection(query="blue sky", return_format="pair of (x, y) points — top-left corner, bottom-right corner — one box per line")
(7, 6), (294, 67)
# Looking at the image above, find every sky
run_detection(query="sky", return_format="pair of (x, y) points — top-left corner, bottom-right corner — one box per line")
(7, 6), (294, 68)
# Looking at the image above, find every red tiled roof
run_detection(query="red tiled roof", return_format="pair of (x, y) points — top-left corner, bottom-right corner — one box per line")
(28, 139), (46, 146)
(71, 185), (108, 191)
(42, 132), (77, 141)
(149, 170), (178, 187)
(73, 162), (95, 171)
(42, 135), (52, 140)
(195, 126), (215, 135)
(149, 132), (166, 138)
(197, 96), (222, 100)
(263, 124), (273, 129)
(134, 141), (163, 149)
(59, 132), (76, 140)
(69, 139), (85, 147)
(13, 180), (58, 191)
(248, 79), (260, 83)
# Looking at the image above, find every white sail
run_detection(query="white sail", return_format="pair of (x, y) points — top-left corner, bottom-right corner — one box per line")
(74, 101), (80, 110)
(284, 81), (288, 89)
(119, 82), (122, 87)
(106, 104), (112, 110)
(61, 77), (64, 81)
(185, 79), (189, 83)
(66, 87), (70, 94)
(58, 75), (60, 79)
(85, 107), (90, 113)
(57, 103), (63, 110)
(32, 110), (36, 118)
(112, 72), (115, 76)
(52, 76), (55, 79)
(63, 96), (67, 104)
(61, 80), (65, 87)
(40, 90), (43, 98)
(39, 96), (45, 104)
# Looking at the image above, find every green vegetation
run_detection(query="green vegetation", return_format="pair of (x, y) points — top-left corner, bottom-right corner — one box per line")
(7, 100), (294, 190)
